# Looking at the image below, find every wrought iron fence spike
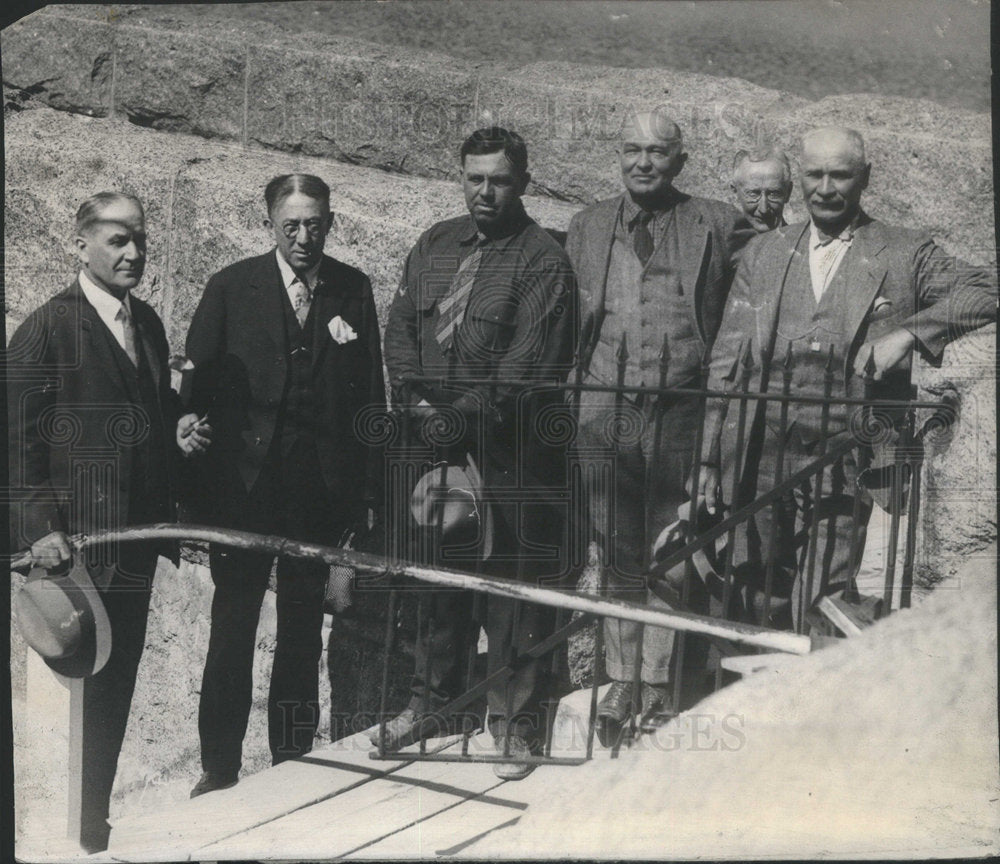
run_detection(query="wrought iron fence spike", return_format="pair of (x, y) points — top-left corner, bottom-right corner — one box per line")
(616, 330), (629, 363)
(863, 345), (877, 379)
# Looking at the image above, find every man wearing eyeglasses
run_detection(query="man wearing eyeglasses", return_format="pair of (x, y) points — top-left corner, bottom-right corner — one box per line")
(182, 174), (385, 796)
(699, 126), (996, 630)
(730, 146), (793, 233)
(566, 108), (754, 746)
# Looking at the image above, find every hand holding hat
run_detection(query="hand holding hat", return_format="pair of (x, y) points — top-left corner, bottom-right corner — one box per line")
(14, 553), (113, 678)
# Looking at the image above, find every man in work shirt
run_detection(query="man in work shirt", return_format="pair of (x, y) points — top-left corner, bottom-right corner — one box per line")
(379, 127), (577, 780)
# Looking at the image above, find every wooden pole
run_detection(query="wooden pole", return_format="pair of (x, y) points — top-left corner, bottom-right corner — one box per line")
(13, 524), (811, 656)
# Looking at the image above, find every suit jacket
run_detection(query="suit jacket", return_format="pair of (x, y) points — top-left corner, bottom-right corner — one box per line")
(185, 251), (386, 511)
(8, 279), (179, 551)
(704, 213), (998, 487)
(565, 191), (754, 373)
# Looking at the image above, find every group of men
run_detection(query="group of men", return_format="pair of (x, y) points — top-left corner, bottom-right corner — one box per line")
(9, 109), (996, 848)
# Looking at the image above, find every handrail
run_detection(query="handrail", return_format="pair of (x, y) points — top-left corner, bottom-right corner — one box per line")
(402, 375), (950, 410)
(10, 523), (811, 655)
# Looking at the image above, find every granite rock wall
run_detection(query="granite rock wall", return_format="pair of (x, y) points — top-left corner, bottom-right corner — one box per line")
(2, 5), (994, 262)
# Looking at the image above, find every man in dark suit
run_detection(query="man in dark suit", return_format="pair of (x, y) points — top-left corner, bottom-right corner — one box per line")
(378, 127), (577, 780)
(8, 191), (185, 852)
(566, 109), (753, 744)
(699, 126), (997, 627)
(183, 174), (385, 796)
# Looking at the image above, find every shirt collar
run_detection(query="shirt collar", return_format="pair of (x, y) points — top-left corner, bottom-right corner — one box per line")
(623, 188), (678, 225)
(79, 269), (131, 320)
(275, 248), (321, 290)
(810, 216), (859, 249)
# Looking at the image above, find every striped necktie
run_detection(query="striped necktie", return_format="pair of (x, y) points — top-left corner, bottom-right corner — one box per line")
(434, 246), (483, 353)
(289, 276), (312, 327)
(116, 301), (138, 366)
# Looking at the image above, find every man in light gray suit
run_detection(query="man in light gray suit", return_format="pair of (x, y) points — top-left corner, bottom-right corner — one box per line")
(699, 126), (997, 628)
(566, 108), (753, 744)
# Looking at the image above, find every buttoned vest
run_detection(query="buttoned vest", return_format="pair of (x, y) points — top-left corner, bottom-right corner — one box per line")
(588, 209), (701, 397)
(100, 323), (170, 523)
(279, 285), (320, 448)
(774, 235), (854, 440)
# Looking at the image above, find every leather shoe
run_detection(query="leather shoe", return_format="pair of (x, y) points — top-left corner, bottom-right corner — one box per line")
(595, 680), (634, 747)
(493, 734), (535, 781)
(190, 771), (238, 798)
(368, 707), (448, 751)
(639, 682), (676, 734)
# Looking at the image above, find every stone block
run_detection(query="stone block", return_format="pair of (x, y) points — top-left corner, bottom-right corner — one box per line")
(245, 44), (478, 177)
(1, 10), (113, 117)
(114, 24), (245, 141)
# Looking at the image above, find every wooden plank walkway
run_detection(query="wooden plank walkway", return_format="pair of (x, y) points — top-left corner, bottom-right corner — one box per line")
(107, 731), (535, 861)
(107, 687), (610, 861)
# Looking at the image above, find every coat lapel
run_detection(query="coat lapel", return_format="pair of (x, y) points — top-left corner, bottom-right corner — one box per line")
(840, 220), (889, 375)
(133, 308), (162, 391)
(252, 252), (290, 356)
(310, 261), (346, 368)
(674, 198), (708, 303)
(758, 221), (810, 386)
(71, 280), (134, 399)
(587, 197), (622, 355)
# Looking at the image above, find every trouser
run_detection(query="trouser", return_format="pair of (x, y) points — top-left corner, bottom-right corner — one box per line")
(577, 395), (703, 684)
(77, 543), (157, 852)
(730, 426), (870, 629)
(198, 436), (348, 775)
(406, 473), (569, 744)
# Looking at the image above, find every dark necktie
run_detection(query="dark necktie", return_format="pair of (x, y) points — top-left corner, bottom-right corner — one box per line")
(633, 210), (655, 265)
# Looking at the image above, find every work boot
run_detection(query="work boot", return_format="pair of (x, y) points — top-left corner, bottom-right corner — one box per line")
(639, 682), (677, 733)
(595, 680), (634, 747)
(190, 771), (238, 798)
(367, 707), (447, 751)
(493, 734), (535, 781)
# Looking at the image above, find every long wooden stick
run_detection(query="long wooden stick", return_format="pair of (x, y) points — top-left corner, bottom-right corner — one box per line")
(11, 523), (811, 655)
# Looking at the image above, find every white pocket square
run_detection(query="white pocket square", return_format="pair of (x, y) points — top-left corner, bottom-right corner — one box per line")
(328, 315), (358, 345)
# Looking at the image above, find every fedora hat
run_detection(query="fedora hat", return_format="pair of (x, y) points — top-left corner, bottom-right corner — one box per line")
(14, 557), (112, 678)
(410, 454), (494, 560)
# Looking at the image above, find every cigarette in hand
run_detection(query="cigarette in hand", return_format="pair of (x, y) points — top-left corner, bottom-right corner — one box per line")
(183, 413), (209, 438)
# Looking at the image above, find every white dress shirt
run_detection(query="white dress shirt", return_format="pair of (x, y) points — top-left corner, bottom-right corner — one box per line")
(808, 221), (855, 303)
(78, 269), (133, 354)
(275, 249), (321, 299)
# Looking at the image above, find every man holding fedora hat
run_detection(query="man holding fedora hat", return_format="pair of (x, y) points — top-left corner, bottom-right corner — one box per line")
(8, 191), (192, 852)
(380, 127), (577, 779)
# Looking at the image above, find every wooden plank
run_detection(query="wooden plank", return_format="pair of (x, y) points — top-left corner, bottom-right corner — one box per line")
(357, 779), (530, 858)
(193, 732), (522, 861)
(107, 729), (459, 862)
(816, 596), (864, 636)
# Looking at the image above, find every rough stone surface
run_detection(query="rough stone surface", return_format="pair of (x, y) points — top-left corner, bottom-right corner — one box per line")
(915, 325), (998, 583)
(2, 6), (993, 261)
(2, 107), (577, 350)
(115, 24), (246, 140)
(474, 549), (1000, 858)
(1, 11), (113, 117)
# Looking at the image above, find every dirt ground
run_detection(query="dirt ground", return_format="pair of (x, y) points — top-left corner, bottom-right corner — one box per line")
(112, 0), (990, 112)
